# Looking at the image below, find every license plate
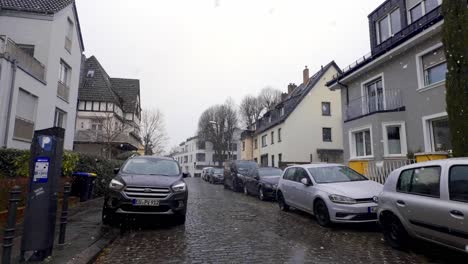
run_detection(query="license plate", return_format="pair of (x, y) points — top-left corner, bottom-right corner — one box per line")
(132, 199), (159, 206)
(368, 206), (377, 213)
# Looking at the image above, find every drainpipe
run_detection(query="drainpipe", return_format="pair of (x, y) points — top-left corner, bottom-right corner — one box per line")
(3, 59), (17, 148)
(337, 80), (349, 105)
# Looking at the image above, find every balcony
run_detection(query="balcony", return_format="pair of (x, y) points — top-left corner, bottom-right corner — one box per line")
(0, 35), (46, 82)
(57, 81), (70, 102)
(74, 130), (140, 150)
(345, 89), (404, 121)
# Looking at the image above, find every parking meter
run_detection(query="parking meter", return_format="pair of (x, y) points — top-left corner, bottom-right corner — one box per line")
(20, 127), (64, 261)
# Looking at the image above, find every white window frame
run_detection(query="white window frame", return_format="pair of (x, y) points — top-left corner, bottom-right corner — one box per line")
(382, 121), (408, 157)
(59, 60), (71, 87)
(415, 42), (445, 92)
(422, 111), (448, 152)
(261, 134), (267, 147)
(407, 0), (442, 24)
(349, 125), (374, 159)
(361, 73), (386, 114)
(376, 8), (401, 44)
(54, 108), (67, 129)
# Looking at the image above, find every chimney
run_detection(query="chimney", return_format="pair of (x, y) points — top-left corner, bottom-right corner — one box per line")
(287, 83), (297, 94)
(281, 92), (288, 101)
(303, 66), (309, 84)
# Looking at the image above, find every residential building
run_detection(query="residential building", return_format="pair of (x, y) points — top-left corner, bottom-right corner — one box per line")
(0, 0), (84, 149)
(174, 132), (241, 177)
(327, 0), (447, 174)
(74, 56), (142, 158)
(241, 62), (344, 168)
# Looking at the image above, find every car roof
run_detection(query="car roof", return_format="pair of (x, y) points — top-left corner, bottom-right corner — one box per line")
(132, 155), (174, 161)
(259, 167), (282, 170)
(287, 163), (344, 169)
(396, 158), (468, 170)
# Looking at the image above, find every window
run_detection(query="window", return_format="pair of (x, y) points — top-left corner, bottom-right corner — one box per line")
(242, 141), (246, 151)
(14, 89), (37, 141)
(294, 168), (309, 183)
(424, 0), (439, 13)
(93, 102), (99, 111)
(449, 166), (468, 203)
(65, 18), (74, 52)
(59, 60), (71, 86)
(397, 166), (441, 197)
(278, 153), (282, 166)
(78, 101), (85, 110)
(430, 118), (451, 151)
(382, 122), (407, 156)
(376, 8), (401, 44)
(261, 135), (267, 147)
(17, 44), (35, 57)
(280, 107), (285, 116)
(271, 155), (275, 167)
(198, 141), (206, 150)
(365, 78), (384, 113)
(409, 0), (441, 23)
(54, 108), (67, 128)
(278, 128), (282, 142)
(422, 46), (446, 86)
(271, 131), (274, 144)
(107, 103), (114, 112)
(254, 138), (258, 149)
(321, 102), (331, 116)
(91, 120), (103, 131)
(410, 3), (423, 22)
(196, 153), (206, 162)
(268, 115), (272, 123)
(350, 127), (372, 158)
(283, 168), (296, 181)
(322, 128), (332, 142)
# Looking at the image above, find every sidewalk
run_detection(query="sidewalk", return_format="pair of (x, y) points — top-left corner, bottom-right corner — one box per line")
(1, 197), (118, 264)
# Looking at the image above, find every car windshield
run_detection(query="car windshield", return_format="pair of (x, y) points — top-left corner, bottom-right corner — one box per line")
(121, 158), (180, 176)
(237, 162), (258, 172)
(258, 168), (282, 177)
(308, 166), (368, 184)
(214, 168), (223, 173)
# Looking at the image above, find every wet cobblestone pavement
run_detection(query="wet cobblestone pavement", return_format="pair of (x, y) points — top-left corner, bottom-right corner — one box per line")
(95, 178), (466, 263)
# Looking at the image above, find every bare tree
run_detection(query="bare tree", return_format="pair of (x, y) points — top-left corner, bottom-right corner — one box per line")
(258, 87), (282, 111)
(197, 99), (238, 166)
(140, 108), (168, 156)
(167, 145), (181, 157)
(239, 95), (262, 128)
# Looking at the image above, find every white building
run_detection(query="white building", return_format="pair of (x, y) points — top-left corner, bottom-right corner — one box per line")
(0, 0), (84, 150)
(173, 132), (240, 177)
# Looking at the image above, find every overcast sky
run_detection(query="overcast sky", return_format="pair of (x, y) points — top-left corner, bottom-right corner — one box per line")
(76, 0), (383, 149)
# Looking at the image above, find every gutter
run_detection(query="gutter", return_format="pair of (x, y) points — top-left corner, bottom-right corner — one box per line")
(337, 80), (349, 105)
(4, 59), (17, 147)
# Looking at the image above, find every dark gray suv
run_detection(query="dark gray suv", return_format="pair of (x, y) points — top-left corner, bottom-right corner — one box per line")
(102, 156), (188, 225)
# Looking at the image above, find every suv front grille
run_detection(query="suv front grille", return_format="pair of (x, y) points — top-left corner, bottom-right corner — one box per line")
(124, 186), (171, 199)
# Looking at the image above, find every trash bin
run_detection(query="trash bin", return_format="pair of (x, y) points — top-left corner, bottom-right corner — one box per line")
(71, 172), (97, 202)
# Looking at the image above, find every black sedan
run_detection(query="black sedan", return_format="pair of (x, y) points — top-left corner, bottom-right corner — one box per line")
(241, 167), (283, 201)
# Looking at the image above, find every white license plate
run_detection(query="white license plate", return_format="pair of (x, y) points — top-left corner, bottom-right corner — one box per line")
(132, 199), (160, 206)
(368, 206), (377, 213)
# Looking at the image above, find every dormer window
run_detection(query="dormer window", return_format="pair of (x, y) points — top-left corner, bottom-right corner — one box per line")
(87, 70), (95, 78)
(280, 107), (285, 116)
(408, 0), (441, 24)
(376, 8), (401, 44)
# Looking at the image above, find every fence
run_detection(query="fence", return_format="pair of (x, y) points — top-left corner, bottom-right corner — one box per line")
(345, 89), (404, 120)
(364, 159), (416, 184)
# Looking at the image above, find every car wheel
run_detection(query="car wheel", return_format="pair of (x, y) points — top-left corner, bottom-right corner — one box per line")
(277, 192), (289, 211)
(243, 185), (249, 195)
(314, 199), (331, 227)
(174, 214), (186, 225)
(258, 187), (265, 201)
(383, 214), (408, 249)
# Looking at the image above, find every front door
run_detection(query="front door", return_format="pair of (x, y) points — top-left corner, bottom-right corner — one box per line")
(293, 168), (315, 213)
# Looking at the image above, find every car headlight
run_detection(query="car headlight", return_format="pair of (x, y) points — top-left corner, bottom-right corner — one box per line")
(372, 196), (379, 203)
(109, 179), (124, 191)
(172, 182), (187, 193)
(328, 194), (357, 204)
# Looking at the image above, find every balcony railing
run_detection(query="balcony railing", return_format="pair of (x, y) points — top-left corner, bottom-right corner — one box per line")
(74, 130), (140, 149)
(0, 35), (46, 82)
(345, 89), (404, 121)
(57, 81), (70, 102)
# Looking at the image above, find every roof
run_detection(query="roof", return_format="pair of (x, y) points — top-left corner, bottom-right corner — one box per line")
(0, 0), (85, 51)
(255, 61), (341, 134)
(78, 56), (140, 113)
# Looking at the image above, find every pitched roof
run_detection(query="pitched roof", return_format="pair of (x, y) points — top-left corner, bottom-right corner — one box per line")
(0, 0), (73, 14)
(111, 78), (140, 112)
(78, 56), (140, 114)
(255, 61), (340, 134)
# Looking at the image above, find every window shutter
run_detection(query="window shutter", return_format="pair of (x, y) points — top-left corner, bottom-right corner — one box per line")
(422, 47), (446, 70)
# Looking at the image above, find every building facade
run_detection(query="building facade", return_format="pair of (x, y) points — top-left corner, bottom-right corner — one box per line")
(241, 62), (344, 168)
(0, 0), (84, 149)
(327, 0), (448, 173)
(74, 56), (142, 158)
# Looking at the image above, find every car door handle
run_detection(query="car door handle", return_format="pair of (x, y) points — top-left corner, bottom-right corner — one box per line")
(396, 200), (406, 207)
(450, 210), (464, 218)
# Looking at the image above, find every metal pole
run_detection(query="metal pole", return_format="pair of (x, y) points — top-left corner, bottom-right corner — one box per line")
(2, 186), (21, 264)
(58, 183), (71, 245)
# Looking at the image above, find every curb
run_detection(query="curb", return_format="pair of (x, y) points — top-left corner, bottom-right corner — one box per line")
(66, 227), (119, 264)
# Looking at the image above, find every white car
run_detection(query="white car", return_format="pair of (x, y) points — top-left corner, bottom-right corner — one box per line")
(276, 164), (383, 226)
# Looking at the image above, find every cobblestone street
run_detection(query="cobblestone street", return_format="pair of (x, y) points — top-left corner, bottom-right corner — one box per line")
(95, 178), (465, 263)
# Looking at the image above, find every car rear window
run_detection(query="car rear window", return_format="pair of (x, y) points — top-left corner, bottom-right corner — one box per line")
(397, 166), (441, 197)
(258, 168), (282, 177)
(449, 165), (468, 203)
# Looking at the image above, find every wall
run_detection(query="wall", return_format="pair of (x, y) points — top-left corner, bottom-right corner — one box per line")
(240, 136), (253, 160)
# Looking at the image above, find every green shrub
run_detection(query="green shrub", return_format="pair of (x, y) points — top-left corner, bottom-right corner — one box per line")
(0, 148), (29, 178)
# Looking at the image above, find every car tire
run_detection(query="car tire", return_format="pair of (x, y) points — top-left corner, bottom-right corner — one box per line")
(243, 185), (249, 195)
(382, 214), (408, 250)
(258, 187), (265, 201)
(277, 192), (289, 211)
(314, 199), (332, 227)
(174, 214), (186, 225)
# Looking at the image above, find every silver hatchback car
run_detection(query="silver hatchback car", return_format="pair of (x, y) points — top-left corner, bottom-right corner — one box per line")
(378, 158), (468, 253)
(277, 164), (383, 226)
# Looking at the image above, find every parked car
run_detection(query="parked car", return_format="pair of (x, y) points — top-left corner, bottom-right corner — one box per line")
(201, 167), (213, 181)
(208, 167), (224, 184)
(240, 167), (283, 201)
(102, 156), (189, 225)
(276, 164), (383, 227)
(378, 158), (468, 253)
(224, 160), (258, 192)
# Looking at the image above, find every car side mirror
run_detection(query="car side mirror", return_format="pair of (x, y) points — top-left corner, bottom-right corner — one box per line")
(182, 172), (189, 178)
(113, 168), (120, 174)
(301, 178), (311, 186)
